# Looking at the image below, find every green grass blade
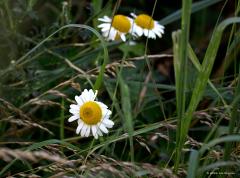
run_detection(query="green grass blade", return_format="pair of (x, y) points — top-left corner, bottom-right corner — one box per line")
(174, 0), (192, 171)
(199, 161), (240, 174)
(187, 17), (240, 115)
(160, 0), (223, 25)
(119, 74), (134, 163)
(186, 135), (240, 178)
(178, 18), (240, 170)
(200, 135), (240, 154)
(172, 30), (182, 169)
(67, 120), (176, 156)
(187, 43), (229, 110)
(187, 149), (199, 178)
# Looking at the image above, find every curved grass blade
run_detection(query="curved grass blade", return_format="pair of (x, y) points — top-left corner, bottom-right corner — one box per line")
(0, 24), (109, 90)
(187, 135), (240, 177)
(160, 0), (223, 25)
(177, 17), (240, 173)
(187, 149), (199, 178)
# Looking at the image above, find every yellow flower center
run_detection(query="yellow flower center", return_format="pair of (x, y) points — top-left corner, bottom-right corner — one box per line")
(135, 14), (154, 30)
(112, 15), (131, 33)
(80, 101), (102, 125)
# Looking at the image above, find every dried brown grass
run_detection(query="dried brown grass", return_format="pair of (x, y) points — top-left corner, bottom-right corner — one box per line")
(0, 98), (53, 135)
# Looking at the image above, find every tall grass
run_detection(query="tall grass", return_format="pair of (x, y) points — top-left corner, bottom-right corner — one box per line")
(173, 0), (240, 175)
(173, 0), (192, 171)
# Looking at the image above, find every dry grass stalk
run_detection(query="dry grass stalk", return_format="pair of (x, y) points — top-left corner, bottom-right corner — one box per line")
(89, 60), (136, 78)
(2, 117), (53, 135)
(76, 154), (179, 178)
(185, 136), (203, 148)
(30, 99), (61, 108)
(135, 71), (151, 111)
(126, 54), (173, 61)
(46, 90), (67, 98)
(0, 98), (33, 121)
(0, 98), (52, 134)
(12, 153), (179, 178)
(20, 79), (74, 109)
(8, 173), (41, 178)
(0, 148), (71, 165)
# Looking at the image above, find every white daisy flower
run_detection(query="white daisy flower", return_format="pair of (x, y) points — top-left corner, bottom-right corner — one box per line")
(131, 13), (165, 39)
(69, 89), (114, 139)
(98, 15), (133, 41)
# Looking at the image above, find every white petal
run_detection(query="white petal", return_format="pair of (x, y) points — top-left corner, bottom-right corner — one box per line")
(98, 18), (108, 22)
(149, 31), (156, 39)
(101, 25), (111, 32)
(96, 127), (103, 136)
(82, 89), (90, 101)
(69, 108), (79, 115)
(99, 123), (109, 134)
(154, 29), (163, 38)
(109, 28), (117, 41)
(135, 26), (143, 36)
(68, 115), (79, 122)
(130, 13), (137, 18)
(85, 126), (91, 137)
(96, 101), (108, 109)
(102, 119), (114, 128)
(88, 89), (96, 101)
(157, 28), (164, 34)
(102, 31), (110, 37)
(102, 108), (112, 117)
(155, 24), (164, 33)
(98, 23), (109, 28)
(101, 29), (110, 34)
(102, 119), (114, 126)
(75, 96), (83, 105)
(91, 125), (97, 138)
(128, 17), (134, 24)
(155, 22), (165, 29)
(77, 119), (82, 125)
(94, 133), (98, 139)
(76, 121), (84, 134)
(98, 16), (111, 22)
(70, 104), (79, 110)
(81, 124), (88, 137)
(144, 29), (149, 37)
(98, 23), (111, 29)
(120, 33), (126, 42)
